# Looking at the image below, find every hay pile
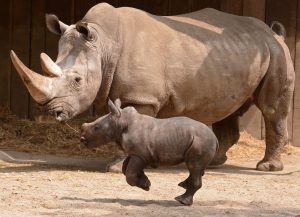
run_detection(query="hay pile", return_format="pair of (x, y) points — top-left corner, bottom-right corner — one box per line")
(228, 131), (300, 160)
(0, 107), (299, 160)
(0, 107), (118, 160)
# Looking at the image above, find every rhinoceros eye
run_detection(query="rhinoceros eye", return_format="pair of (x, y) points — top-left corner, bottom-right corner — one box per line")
(94, 124), (100, 131)
(75, 77), (82, 83)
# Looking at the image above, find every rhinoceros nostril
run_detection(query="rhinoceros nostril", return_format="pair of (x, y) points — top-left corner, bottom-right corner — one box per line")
(55, 110), (67, 122)
(55, 110), (63, 117)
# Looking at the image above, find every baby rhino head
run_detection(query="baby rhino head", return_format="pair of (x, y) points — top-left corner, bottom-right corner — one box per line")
(80, 99), (122, 148)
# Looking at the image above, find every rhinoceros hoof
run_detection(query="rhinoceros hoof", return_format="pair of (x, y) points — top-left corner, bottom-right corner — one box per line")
(106, 158), (124, 173)
(141, 185), (150, 191)
(210, 155), (228, 166)
(256, 159), (283, 171)
(175, 195), (193, 206)
(140, 178), (151, 191)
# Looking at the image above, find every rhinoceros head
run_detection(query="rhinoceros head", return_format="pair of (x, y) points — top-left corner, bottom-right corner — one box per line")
(10, 14), (106, 121)
(80, 99), (122, 148)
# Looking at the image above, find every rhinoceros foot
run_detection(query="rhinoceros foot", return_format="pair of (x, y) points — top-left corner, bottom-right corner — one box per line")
(175, 195), (193, 206)
(256, 159), (283, 171)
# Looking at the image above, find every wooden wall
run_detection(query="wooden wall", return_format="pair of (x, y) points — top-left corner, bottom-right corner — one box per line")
(0, 0), (299, 145)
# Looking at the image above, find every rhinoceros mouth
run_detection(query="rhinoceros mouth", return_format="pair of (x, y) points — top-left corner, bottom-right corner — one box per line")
(54, 110), (69, 122)
(44, 100), (75, 122)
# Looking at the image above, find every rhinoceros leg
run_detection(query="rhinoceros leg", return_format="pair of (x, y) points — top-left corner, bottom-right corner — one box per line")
(254, 46), (294, 172)
(108, 104), (156, 173)
(122, 156), (131, 175)
(175, 136), (208, 205)
(124, 155), (151, 191)
(256, 117), (287, 171)
(255, 83), (293, 170)
(210, 114), (240, 166)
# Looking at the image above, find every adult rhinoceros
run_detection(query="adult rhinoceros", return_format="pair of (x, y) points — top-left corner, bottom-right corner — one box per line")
(10, 3), (294, 172)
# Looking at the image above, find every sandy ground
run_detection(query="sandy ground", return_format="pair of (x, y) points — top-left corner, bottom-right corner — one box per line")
(1, 154), (300, 217)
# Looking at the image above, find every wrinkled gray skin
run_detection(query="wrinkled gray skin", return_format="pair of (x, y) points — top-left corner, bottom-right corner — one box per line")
(81, 99), (218, 205)
(10, 3), (295, 172)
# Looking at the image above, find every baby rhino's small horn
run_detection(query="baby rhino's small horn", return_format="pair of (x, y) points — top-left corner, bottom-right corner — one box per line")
(108, 99), (121, 117)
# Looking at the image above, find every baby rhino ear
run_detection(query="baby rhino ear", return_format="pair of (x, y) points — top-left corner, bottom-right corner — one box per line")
(108, 99), (121, 117)
(114, 98), (121, 109)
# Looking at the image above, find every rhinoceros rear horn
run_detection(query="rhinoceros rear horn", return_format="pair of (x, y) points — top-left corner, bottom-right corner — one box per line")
(10, 50), (54, 104)
(40, 53), (62, 77)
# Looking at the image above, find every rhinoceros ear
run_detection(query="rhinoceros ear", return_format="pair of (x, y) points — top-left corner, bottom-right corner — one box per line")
(108, 99), (121, 117)
(76, 21), (95, 41)
(46, 14), (68, 35)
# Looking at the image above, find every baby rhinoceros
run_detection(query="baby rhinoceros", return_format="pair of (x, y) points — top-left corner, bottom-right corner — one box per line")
(80, 99), (218, 205)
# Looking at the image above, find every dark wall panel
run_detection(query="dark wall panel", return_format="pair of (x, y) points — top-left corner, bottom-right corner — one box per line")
(221, 0), (243, 15)
(29, 0), (46, 119)
(10, 0), (31, 118)
(293, 0), (300, 146)
(118, 0), (145, 10)
(0, 0), (299, 144)
(0, 1), (12, 107)
(144, 0), (169, 15)
(45, 0), (74, 60)
(75, 0), (96, 21)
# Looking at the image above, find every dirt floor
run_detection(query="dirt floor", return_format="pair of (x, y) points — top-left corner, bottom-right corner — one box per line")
(1, 107), (300, 216)
(1, 154), (300, 217)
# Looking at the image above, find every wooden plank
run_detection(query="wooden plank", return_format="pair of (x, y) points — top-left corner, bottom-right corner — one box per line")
(0, 1), (11, 107)
(293, 109), (300, 146)
(266, 0), (297, 142)
(10, 0), (31, 118)
(45, 0), (74, 59)
(295, 0), (300, 110)
(144, 0), (169, 15)
(293, 0), (300, 146)
(266, 0), (297, 62)
(243, 0), (265, 20)
(168, 0), (194, 15)
(192, 0), (221, 11)
(117, 0), (145, 10)
(75, 0), (96, 21)
(28, 0), (46, 119)
(220, 0), (243, 15)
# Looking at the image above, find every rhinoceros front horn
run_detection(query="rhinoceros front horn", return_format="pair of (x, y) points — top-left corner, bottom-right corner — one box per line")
(40, 52), (62, 77)
(10, 50), (54, 104)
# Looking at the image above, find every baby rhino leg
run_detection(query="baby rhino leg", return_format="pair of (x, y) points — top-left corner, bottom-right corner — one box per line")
(178, 175), (190, 189)
(122, 156), (131, 175)
(175, 136), (214, 205)
(124, 155), (151, 191)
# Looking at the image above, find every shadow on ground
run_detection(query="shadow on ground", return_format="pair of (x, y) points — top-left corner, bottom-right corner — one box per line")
(61, 196), (180, 207)
(60, 196), (300, 217)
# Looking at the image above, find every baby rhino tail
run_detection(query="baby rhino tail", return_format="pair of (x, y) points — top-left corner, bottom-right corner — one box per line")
(270, 21), (286, 41)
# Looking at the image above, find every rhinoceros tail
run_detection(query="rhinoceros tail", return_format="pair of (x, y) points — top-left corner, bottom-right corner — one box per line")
(270, 21), (286, 41)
